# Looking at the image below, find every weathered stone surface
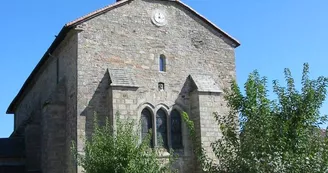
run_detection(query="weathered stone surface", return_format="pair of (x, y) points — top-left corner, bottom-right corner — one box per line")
(41, 80), (67, 173)
(12, 31), (78, 173)
(8, 0), (237, 172)
(25, 124), (41, 171)
(76, 0), (235, 172)
(108, 68), (139, 87)
(189, 74), (222, 93)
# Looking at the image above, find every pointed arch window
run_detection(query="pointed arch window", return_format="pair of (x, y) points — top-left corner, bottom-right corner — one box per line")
(171, 110), (183, 149)
(156, 109), (168, 148)
(141, 108), (153, 147)
(140, 106), (183, 150)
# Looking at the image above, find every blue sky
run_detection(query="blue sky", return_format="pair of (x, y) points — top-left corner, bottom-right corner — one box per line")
(1, 0), (328, 138)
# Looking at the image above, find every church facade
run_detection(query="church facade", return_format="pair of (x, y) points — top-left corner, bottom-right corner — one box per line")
(3, 0), (240, 172)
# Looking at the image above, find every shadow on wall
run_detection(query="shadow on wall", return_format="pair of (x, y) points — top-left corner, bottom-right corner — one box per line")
(80, 71), (110, 140)
(172, 76), (199, 172)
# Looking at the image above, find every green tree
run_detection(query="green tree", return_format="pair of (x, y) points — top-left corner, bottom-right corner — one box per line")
(183, 63), (328, 173)
(72, 113), (175, 173)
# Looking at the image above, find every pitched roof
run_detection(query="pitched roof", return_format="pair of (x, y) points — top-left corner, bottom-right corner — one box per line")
(188, 74), (222, 93)
(108, 68), (139, 88)
(7, 0), (239, 113)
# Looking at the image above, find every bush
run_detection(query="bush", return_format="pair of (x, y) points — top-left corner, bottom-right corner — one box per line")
(183, 63), (328, 173)
(72, 112), (176, 173)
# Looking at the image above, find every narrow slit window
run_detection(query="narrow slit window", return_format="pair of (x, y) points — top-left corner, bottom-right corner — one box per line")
(159, 55), (166, 72)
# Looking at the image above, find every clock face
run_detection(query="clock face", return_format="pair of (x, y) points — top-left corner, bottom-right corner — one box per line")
(151, 9), (167, 26)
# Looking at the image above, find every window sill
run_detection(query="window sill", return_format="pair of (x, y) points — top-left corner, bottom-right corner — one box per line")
(154, 147), (185, 158)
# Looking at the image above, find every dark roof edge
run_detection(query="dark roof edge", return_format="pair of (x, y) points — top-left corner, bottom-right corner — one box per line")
(6, 26), (71, 114)
(176, 1), (240, 47)
(66, 0), (132, 27)
(6, 1), (131, 114)
(6, 1), (132, 114)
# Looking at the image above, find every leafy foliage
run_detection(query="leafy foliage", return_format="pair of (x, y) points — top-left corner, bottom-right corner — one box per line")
(72, 112), (176, 173)
(183, 63), (328, 173)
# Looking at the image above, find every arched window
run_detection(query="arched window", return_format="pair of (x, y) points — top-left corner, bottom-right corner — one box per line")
(159, 55), (166, 72)
(171, 110), (183, 149)
(156, 109), (168, 148)
(141, 108), (153, 147)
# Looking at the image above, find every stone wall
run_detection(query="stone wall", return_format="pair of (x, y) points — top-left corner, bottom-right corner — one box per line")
(55, 31), (78, 173)
(14, 52), (57, 172)
(13, 30), (78, 173)
(76, 0), (236, 172)
(111, 87), (139, 121)
(198, 93), (225, 160)
(25, 123), (41, 171)
(15, 58), (57, 129)
(41, 81), (66, 173)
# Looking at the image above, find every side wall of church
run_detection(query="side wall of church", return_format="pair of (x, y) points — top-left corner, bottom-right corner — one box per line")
(51, 31), (78, 173)
(76, 0), (236, 172)
(14, 31), (78, 173)
(57, 32), (78, 173)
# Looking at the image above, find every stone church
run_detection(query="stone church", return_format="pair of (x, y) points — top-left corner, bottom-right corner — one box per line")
(0, 0), (240, 172)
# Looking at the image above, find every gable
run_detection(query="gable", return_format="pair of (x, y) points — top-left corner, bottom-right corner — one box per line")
(7, 0), (239, 114)
(66, 0), (240, 47)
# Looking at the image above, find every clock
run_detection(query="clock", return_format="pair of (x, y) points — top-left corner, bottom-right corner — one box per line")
(151, 9), (167, 26)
